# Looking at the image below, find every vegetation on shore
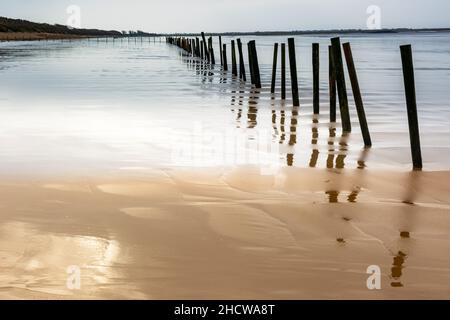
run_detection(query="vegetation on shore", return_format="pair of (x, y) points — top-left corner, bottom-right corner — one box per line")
(0, 16), (122, 37)
(2, 15), (450, 40)
(0, 16), (157, 39)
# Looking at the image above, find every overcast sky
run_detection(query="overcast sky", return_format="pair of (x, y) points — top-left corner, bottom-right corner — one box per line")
(1, 0), (450, 33)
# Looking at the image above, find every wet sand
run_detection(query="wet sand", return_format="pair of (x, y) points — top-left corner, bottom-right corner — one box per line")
(0, 166), (449, 299)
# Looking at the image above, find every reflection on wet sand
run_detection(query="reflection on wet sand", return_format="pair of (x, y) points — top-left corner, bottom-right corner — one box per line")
(247, 89), (259, 129)
(1, 167), (450, 299)
(286, 106), (299, 166)
(335, 133), (348, 169)
(309, 117), (319, 168)
(388, 170), (421, 288)
(326, 126), (336, 169)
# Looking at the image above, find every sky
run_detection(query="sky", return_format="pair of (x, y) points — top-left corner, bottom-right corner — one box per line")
(1, 0), (450, 33)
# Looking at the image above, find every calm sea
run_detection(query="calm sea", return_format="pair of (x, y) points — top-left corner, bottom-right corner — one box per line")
(0, 33), (449, 176)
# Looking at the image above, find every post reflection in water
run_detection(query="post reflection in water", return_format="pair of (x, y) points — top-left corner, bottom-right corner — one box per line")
(309, 116), (319, 168)
(178, 47), (373, 175)
(271, 99), (279, 138)
(285, 106), (299, 166)
(326, 126), (336, 169)
(334, 133), (348, 169)
(278, 108), (285, 146)
(247, 89), (259, 129)
(347, 147), (370, 203)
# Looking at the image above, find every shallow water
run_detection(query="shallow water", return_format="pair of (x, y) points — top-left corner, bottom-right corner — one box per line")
(1, 33), (450, 177)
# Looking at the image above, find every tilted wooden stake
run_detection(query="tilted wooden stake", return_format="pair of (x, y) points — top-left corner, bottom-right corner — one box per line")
(400, 44), (423, 169)
(343, 42), (372, 147)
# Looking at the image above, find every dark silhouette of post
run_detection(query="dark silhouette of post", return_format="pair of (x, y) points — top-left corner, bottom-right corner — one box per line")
(287, 38), (300, 106)
(222, 44), (228, 71)
(200, 40), (204, 60)
(343, 42), (372, 147)
(331, 37), (351, 132)
(231, 40), (238, 76)
(219, 36), (223, 66)
(248, 41), (261, 89)
(313, 43), (320, 114)
(196, 37), (200, 57)
(329, 45), (337, 122)
(201, 32), (209, 62)
(248, 42), (255, 85)
(271, 43), (279, 94)
(400, 44), (423, 170)
(237, 39), (246, 81)
(208, 37), (215, 65)
(281, 43), (286, 100)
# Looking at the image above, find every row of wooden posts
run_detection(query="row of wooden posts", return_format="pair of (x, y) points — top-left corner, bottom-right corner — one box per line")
(166, 34), (422, 170)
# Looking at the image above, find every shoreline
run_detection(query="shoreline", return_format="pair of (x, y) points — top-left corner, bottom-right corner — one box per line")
(2, 28), (450, 42)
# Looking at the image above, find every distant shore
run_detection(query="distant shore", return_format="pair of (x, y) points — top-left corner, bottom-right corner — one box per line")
(0, 32), (93, 41)
(166, 28), (450, 37)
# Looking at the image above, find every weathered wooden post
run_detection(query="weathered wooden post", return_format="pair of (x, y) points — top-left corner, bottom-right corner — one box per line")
(200, 40), (204, 60)
(331, 37), (351, 132)
(209, 37), (215, 65)
(196, 37), (200, 57)
(222, 44), (228, 71)
(201, 32), (209, 62)
(281, 43), (286, 100)
(248, 42), (255, 85)
(219, 36), (223, 66)
(237, 39), (246, 81)
(400, 44), (423, 169)
(313, 43), (320, 114)
(271, 43), (279, 94)
(231, 40), (238, 76)
(343, 42), (372, 147)
(329, 45), (337, 123)
(249, 41), (261, 89)
(287, 38), (300, 106)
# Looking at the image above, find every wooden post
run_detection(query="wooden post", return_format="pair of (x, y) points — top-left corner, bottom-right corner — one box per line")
(200, 40), (204, 60)
(271, 43), (279, 94)
(237, 39), (246, 81)
(219, 36), (223, 66)
(329, 45), (337, 123)
(247, 42), (255, 85)
(209, 37), (215, 65)
(249, 41), (261, 89)
(201, 32), (209, 62)
(400, 44), (423, 169)
(287, 38), (300, 106)
(222, 44), (228, 71)
(331, 37), (351, 132)
(343, 42), (372, 147)
(231, 40), (238, 76)
(196, 38), (200, 57)
(313, 43), (320, 114)
(281, 43), (286, 100)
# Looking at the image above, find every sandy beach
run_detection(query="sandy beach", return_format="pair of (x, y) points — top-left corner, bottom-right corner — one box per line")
(0, 167), (449, 299)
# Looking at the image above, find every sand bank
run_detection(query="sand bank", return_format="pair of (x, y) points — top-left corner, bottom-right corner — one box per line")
(0, 166), (449, 299)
